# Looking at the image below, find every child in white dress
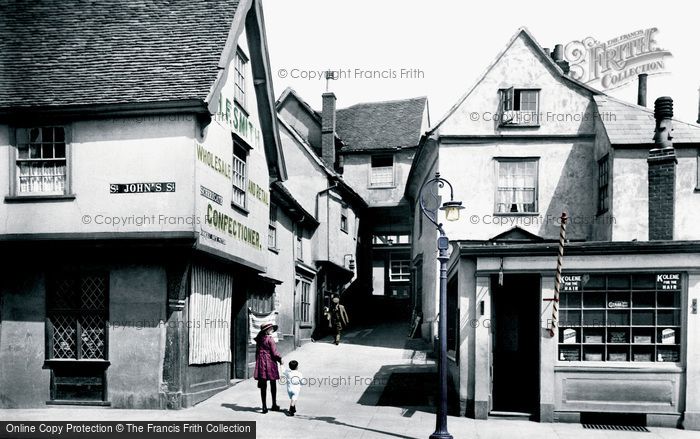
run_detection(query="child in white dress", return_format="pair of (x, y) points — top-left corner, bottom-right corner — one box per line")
(284, 360), (303, 415)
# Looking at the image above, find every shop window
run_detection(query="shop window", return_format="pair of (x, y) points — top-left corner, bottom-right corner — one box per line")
(14, 126), (68, 196)
(340, 205), (348, 233)
(499, 88), (540, 126)
(558, 273), (682, 363)
(390, 260), (411, 282)
(47, 273), (109, 402)
(298, 280), (311, 324)
(598, 155), (610, 213)
(232, 142), (248, 209)
(370, 155), (394, 187)
(495, 159), (538, 213)
(234, 49), (248, 108)
(268, 204), (277, 251)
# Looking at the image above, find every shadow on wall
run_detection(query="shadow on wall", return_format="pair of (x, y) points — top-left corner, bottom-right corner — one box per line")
(539, 139), (596, 240)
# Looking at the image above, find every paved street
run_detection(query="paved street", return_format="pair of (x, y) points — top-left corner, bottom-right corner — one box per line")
(1, 323), (696, 439)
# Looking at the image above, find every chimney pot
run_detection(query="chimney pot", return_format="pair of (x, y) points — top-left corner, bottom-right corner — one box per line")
(637, 73), (648, 107)
(552, 44), (564, 62)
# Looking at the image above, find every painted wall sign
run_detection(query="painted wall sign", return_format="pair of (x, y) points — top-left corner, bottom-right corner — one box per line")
(218, 93), (262, 149)
(110, 182), (175, 194)
(197, 142), (231, 179)
(657, 273), (680, 290)
(248, 180), (269, 205)
(205, 203), (262, 250)
(200, 185), (223, 205)
(562, 275), (582, 291)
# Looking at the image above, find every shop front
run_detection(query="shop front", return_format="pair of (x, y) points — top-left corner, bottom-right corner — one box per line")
(449, 241), (700, 429)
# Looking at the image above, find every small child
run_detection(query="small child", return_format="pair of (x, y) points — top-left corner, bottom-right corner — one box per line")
(284, 360), (302, 415)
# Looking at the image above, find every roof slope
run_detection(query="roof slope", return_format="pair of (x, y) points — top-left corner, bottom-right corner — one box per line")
(593, 95), (700, 145)
(429, 27), (600, 135)
(336, 97), (427, 150)
(0, 0), (239, 108)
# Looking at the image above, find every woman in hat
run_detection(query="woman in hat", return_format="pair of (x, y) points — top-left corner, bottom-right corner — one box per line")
(254, 322), (282, 413)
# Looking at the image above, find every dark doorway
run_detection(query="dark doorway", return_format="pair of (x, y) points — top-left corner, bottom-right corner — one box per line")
(491, 274), (540, 415)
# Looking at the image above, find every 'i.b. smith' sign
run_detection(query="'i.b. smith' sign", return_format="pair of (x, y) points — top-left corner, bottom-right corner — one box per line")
(564, 28), (672, 90)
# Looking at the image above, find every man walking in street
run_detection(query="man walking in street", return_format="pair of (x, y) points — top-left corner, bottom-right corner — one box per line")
(326, 294), (349, 345)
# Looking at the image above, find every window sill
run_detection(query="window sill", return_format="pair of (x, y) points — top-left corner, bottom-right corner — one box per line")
(498, 123), (541, 128)
(694, 187), (700, 193)
(493, 212), (539, 216)
(368, 185), (397, 190)
(5, 194), (76, 203)
(231, 202), (249, 216)
(299, 324), (312, 329)
(268, 247), (280, 254)
(47, 400), (111, 407)
(45, 359), (110, 365)
(597, 208), (609, 217)
(340, 229), (348, 234)
(554, 362), (684, 372)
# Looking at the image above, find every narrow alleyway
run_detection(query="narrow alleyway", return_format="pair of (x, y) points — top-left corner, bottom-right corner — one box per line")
(1, 322), (696, 439)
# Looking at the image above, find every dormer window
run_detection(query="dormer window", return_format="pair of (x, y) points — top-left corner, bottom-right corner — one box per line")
(500, 88), (540, 126)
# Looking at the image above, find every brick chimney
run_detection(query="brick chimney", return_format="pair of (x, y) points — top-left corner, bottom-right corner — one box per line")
(637, 73), (648, 107)
(321, 92), (337, 169)
(648, 96), (676, 240)
(551, 44), (570, 75)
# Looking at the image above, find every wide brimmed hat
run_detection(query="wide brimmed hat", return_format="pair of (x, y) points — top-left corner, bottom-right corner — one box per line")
(260, 323), (278, 332)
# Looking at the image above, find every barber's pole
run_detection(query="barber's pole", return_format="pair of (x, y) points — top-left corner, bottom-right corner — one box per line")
(549, 212), (568, 337)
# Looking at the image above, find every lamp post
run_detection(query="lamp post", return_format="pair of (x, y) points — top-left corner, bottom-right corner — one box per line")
(418, 172), (463, 439)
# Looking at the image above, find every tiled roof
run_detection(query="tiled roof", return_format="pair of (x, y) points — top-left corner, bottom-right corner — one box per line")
(336, 97), (427, 150)
(0, 0), (240, 108)
(594, 95), (700, 145)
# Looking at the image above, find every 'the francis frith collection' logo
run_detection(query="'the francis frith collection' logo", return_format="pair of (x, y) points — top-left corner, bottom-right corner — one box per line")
(564, 28), (672, 90)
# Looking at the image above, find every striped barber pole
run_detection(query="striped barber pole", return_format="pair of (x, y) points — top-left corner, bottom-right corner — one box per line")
(549, 212), (568, 337)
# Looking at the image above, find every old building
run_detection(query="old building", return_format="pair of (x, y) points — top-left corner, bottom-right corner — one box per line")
(276, 88), (368, 338)
(406, 28), (700, 429)
(0, 0), (287, 409)
(335, 97), (429, 322)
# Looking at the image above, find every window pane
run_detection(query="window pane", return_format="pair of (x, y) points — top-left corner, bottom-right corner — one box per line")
(560, 292), (581, 308)
(30, 143), (41, 158)
(583, 292), (605, 308)
(633, 291), (654, 308)
(561, 310), (581, 326)
(657, 310), (680, 326)
(496, 160), (537, 213)
(632, 310), (654, 325)
(657, 291), (680, 308)
(371, 156), (393, 167)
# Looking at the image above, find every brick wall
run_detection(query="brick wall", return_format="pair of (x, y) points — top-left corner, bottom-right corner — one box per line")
(647, 148), (677, 240)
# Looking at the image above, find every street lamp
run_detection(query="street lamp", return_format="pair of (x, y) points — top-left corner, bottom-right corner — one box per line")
(418, 172), (463, 439)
